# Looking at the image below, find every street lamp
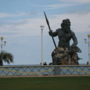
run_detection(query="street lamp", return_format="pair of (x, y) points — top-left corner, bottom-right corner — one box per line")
(40, 25), (44, 65)
(0, 36), (6, 52)
(84, 34), (90, 65)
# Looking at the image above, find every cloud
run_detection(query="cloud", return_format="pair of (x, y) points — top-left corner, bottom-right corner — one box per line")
(60, 0), (90, 3)
(0, 12), (37, 18)
(47, 3), (76, 9)
(0, 12), (90, 38)
(0, 18), (45, 37)
(43, 2), (90, 15)
(51, 13), (90, 33)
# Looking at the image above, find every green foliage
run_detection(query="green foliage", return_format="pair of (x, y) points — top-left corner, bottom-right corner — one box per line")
(0, 51), (13, 66)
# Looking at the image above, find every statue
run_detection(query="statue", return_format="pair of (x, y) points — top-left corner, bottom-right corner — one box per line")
(44, 12), (81, 65)
(49, 19), (81, 65)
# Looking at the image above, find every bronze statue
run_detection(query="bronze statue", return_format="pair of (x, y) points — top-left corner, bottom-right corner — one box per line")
(49, 19), (81, 65)
(44, 12), (81, 65)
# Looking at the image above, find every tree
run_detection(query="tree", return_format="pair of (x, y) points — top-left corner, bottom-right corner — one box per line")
(0, 51), (13, 66)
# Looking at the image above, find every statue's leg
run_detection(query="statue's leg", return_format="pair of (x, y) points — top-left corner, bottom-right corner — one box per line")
(52, 57), (56, 65)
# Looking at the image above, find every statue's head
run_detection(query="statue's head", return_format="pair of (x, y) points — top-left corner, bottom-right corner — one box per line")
(61, 19), (71, 32)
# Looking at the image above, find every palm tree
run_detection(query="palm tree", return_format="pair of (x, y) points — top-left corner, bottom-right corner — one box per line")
(0, 51), (13, 66)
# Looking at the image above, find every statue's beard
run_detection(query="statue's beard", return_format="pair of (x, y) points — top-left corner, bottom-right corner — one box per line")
(63, 27), (70, 33)
(64, 30), (68, 33)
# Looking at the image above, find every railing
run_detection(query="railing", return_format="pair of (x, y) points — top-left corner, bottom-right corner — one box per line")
(0, 65), (90, 77)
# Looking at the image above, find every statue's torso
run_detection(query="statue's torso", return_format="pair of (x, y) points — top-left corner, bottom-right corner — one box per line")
(56, 29), (72, 48)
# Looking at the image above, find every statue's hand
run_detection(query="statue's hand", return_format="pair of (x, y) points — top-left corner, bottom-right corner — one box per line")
(71, 44), (76, 47)
(49, 31), (53, 36)
(71, 44), (81, 53)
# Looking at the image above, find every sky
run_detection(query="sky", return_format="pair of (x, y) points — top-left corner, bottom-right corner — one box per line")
(0, 0), (90, 65)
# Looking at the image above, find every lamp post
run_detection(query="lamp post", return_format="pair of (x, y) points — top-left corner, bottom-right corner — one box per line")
(0, 36), (6, 52)
(40, 25), (44, 65)
(84, 34), (90, 65)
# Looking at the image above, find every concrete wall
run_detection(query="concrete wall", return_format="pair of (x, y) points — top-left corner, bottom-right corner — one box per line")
(0, 65), (90, 77)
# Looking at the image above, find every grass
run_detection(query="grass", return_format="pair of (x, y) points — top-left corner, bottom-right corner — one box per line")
(0, 76), (90, 90)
